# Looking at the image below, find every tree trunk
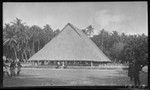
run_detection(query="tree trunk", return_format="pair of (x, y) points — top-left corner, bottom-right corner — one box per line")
(38, 40), (40, 51)
(24, 51), (27, 62)
(28, 49), (31, 58)
(13, 47), (17, 60)
(25, 40), (28, 60)
(32, 41), (35, 55)
(21, 52), (24, 62)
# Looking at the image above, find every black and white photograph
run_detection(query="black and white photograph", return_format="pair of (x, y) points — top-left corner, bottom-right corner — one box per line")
(3, 2), (148, 88)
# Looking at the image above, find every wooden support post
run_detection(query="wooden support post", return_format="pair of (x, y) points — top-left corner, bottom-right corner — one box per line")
(57, 61), (60, 68)
(47, 61), (49, 64)
(35, 61), (36, 66)
(38, 61), (39, 65)
(44, 61), (47, 65)
(43, 61), (45, 65)
(66, 61), (68, 65)
(62, 61), (64, 68)
(47, 61), (48, 65)
(91, 61), (93, 68)
(35, 61), (37, 66)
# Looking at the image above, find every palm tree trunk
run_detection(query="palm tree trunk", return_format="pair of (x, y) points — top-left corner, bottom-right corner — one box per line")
(26, 41), (31, 58)
(32, 41), (35, 55)
(29, 49), (32, 57)
(38, 40), (40, 51)
(28, 50), (31, 58)
(13, 47), (17, 60)
(24, 51), (27, 62)
(24, 42), (28, 61)
(21, 52), (24, 62)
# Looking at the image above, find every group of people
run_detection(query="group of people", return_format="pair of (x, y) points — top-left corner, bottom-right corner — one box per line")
(128, 60), (144, 86)
(3, 57), (22, 77)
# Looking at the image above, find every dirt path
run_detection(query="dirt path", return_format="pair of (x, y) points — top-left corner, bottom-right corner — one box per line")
(3, 68), (147, 87)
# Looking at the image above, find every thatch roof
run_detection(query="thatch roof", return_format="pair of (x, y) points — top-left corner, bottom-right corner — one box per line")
(28, 23), (111, 62)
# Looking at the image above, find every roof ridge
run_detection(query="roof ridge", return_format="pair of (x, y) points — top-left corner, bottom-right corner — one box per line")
(67, 23), (82, 37)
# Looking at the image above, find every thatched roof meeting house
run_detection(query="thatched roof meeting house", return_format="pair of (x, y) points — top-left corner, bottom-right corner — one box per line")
(28, 23), (111, 68)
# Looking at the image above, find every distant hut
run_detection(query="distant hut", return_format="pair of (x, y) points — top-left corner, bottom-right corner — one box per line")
(28, 23), (111, 68)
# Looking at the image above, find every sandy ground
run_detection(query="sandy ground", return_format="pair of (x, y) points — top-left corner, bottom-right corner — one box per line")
(3, 68), (148, 87)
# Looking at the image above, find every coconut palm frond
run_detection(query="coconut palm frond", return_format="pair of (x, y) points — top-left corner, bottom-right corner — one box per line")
(3, 38), (10, 46)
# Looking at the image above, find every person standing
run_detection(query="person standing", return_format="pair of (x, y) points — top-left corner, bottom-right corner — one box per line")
(128, 61), (134, 81)
(16, 61), (22, 75)
(3, 60), (10, 76)
(133, 60), (141, 86)
(10, 60), (16, 77)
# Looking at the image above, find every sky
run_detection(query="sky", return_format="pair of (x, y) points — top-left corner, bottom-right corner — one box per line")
(3, 2), (148, 35)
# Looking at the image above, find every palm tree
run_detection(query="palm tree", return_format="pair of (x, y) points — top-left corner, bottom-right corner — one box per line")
(3, 18), (29, 62)
(29, 25), (44, 56)
(3, 24), (18, 60)
(17, 25), (30, 62)
(82, 25), (94, 37)
(43, 24), (54, 44)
